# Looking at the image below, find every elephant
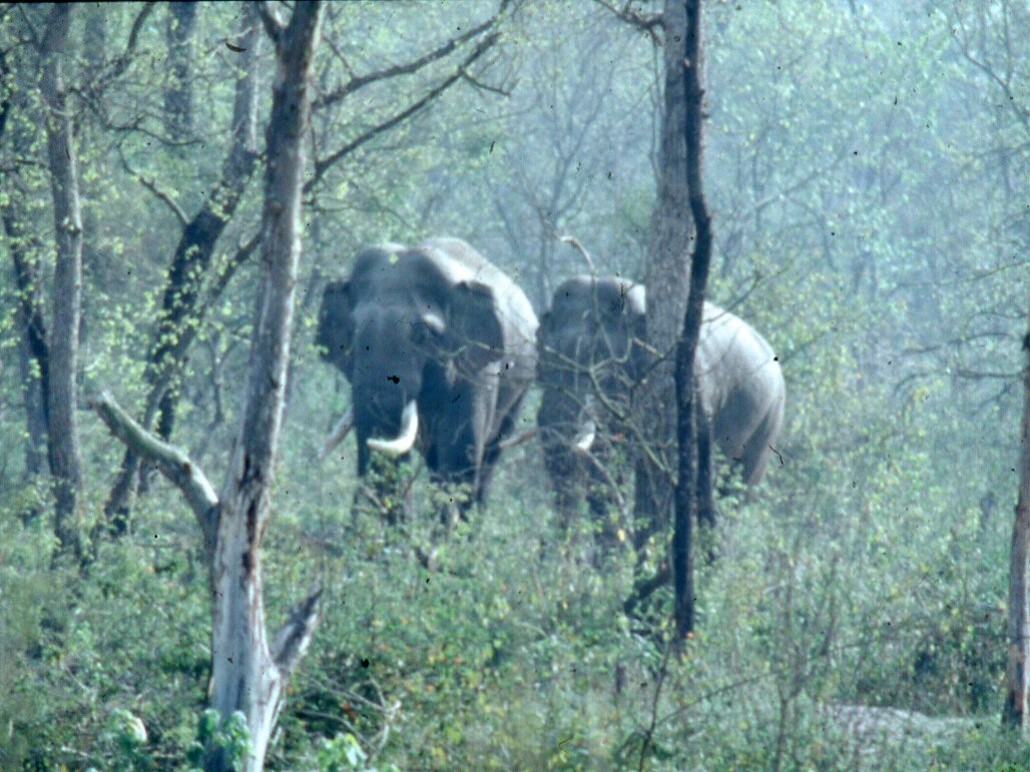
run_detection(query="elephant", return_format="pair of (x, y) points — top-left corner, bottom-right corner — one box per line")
(536, 276), (648, 539)
(537, 275), (785, 541)
(316, 237), (538, 519)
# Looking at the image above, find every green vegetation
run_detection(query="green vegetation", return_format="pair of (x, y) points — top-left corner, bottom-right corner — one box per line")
(1, 1), (1026, 768)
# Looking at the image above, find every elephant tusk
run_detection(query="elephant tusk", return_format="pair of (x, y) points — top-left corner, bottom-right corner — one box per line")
(319, 405), (354, 461)
(367, 400), (419, 456)
(573, 420), (597, 453)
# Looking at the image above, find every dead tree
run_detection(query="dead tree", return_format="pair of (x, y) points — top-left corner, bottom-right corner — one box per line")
(1004, 311), (1030, 728)
(94, 4), (325, 768)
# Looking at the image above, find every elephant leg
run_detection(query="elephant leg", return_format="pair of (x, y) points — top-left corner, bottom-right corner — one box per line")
(585, 441), (623, 561)
(427, 423), (480, 528)
(542, 432), (583, 533)
(739, 403), (783, 488)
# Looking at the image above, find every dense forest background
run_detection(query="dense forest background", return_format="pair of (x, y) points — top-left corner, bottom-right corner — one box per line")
(1, 1), (1027, 768)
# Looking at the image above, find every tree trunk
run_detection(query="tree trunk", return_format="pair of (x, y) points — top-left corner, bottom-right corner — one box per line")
(1004, 310), (1030, 727)
(82, 4), (107, 78)
(104, 6), (262, 531)
(206, 5), (323, 768)
(672, 0), (711, 644)
(633, 0), (692, 548)
(164, 1), (198, 142)
(2, 44), (51, 505)
(3, 184), (51, 485)
(40, 4), (84, 560)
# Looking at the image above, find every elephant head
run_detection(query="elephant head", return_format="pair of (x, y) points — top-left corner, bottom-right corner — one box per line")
(316, 238), (537, 506)
(537, 275), (647, 399)
(536, 276), (647, 534)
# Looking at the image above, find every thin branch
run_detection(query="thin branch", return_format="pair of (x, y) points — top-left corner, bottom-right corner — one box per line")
(273, 585), (323, 675)
(461, 69), (511, 96)
(117, 150), (189, 226)
(497, 427), (538, 451)
(104, 3), (157, 83)
(319, 405), (354, 461)
(306, 31), (500, 193)
(594, 0), (663, 44)
(314, 12), (498, 110)
(257, 2), (284, 45)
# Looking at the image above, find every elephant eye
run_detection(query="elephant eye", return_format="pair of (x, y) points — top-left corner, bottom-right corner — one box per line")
(411, 317), (443, 345)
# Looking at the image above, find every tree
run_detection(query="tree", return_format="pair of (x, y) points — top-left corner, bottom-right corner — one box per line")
(164, 1), (198, 143)
(672, 0), (712, 643)
(39, 4), (84, 560)
(632, 0), (692, 558)
(103, 5), (263, 532)
(95, 3), (324, 768)
(1004, 309), (1030, 727)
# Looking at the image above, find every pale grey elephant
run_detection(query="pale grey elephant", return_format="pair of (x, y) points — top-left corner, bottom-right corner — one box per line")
(537, 275), (784, 533)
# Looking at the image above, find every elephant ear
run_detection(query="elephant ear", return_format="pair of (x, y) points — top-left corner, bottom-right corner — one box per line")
(316, 279), (356, 378)
(451, 280), (504, 373)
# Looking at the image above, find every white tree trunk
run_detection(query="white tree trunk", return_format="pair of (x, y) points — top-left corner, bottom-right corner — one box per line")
(207, 5), (324, 769)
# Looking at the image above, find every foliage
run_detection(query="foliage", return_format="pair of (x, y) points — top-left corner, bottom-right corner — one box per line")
(0, 0), (1026, 768)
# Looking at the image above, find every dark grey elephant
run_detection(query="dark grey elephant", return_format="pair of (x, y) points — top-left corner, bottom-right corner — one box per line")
(536, 276), (647, 535)
(316, 237), (538, 514)
(537, 275), (785, 535)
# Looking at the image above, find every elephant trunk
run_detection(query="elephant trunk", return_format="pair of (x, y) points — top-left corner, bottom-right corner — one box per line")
(367, 400), (419, 456)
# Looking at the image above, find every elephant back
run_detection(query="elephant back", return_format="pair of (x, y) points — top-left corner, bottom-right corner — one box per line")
(420, 237), (538, 362)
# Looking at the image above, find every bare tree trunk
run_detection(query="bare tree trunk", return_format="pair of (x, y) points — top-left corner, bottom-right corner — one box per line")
(40, 4), (84, 560)
(3, 184), (51, 485)
(164, 1), (198, 142)
(634, 0), (692, 548)
(207, 5), (323, 768)
(82, 4), (107, 77)
(672, 0), (711, 644)
(104, 7), (261, 531)
(93, 6), (323, 767)
(1004, 310), (1030, 727)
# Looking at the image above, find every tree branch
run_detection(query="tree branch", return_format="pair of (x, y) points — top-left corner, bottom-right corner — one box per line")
(91, 391), (219, 536)
(314, 12), (499, 111)
(306, 30), (500, 193)
(595, 0), (664, 44)
(273, 586), (323, 675)
(118, 150), (189, 226)
(257, 2), (284, 45)
(102, 3), (157, 85)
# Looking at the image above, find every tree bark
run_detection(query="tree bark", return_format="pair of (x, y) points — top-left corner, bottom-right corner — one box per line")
(39, 4), (84, 560)
(103, 6), (262, 531)
(1004, 310), (1030, 727)
(672, 0), (711, 644)
(207, 4), (323, 768)
(2, 181), (51, 485)
(634, 0), (692, 547)
(164, 1), (198, 142)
